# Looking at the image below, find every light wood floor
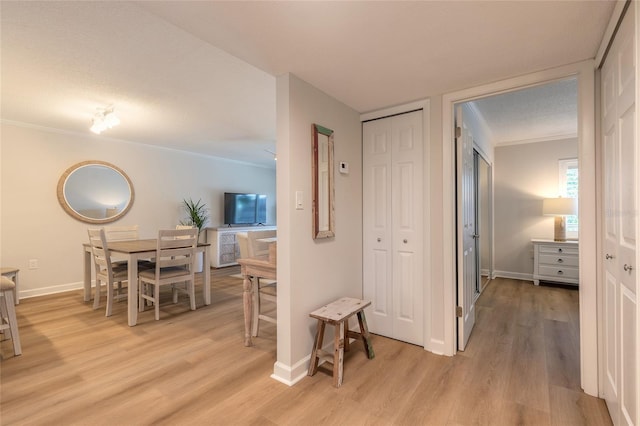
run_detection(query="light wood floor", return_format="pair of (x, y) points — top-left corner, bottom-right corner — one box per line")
(1, 272), (611, 425)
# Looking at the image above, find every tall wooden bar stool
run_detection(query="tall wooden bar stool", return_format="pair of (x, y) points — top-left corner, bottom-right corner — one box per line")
(308, 298), (374, 387)
(1, 267), (20, 305)
(0, 276), (22, 356)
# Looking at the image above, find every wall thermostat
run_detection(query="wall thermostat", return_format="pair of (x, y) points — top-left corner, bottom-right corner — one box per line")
(339, 162), (349, 174)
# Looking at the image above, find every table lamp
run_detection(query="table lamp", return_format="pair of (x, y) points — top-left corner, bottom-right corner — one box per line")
(543, 197), (578, 241)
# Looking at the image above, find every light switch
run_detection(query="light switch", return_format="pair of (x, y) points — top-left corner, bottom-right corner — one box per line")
(295, 191), (303, 210)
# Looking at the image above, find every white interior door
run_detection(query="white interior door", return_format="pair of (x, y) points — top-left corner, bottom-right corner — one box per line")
(601, 3), (637, 425)
(456, 106), (477, 351)
(363, 117), (393, 339)
(363, 110), (424, 345)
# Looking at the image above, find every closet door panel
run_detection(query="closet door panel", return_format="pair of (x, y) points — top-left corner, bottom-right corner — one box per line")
(600, 3), (636, 424)
(620, 287), (636, 425)
(363, 119), (393, 337)
(363, 110), (424, 345)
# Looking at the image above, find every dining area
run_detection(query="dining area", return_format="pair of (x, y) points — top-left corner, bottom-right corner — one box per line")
(82, 225), (212, 326)
(81, 223), (278, 346)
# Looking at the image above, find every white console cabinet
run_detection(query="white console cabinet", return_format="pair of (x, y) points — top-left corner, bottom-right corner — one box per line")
(206, 226), (276, 268)
(532, 239), (579, 286)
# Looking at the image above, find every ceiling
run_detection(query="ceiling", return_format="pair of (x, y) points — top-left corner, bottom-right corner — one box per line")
(1, 1), (614, 167)
(468, 77), (578, 146)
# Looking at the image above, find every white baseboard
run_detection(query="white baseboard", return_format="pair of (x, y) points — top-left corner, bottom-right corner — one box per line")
(272, 340), (339, 386)
(19, 281), (85, 300)
(271, 357), (310, 386)
(493, 270), (534, 282)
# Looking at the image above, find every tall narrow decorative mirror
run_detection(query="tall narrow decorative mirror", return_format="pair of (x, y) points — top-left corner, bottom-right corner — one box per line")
(312, 123), (335, 239)
(57, 160), (134, 224)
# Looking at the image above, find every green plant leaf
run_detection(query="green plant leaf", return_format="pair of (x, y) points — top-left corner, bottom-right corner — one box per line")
(181, 198), (209, 234)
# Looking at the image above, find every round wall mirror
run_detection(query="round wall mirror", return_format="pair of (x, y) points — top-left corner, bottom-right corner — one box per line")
(57, 160), (134, 224)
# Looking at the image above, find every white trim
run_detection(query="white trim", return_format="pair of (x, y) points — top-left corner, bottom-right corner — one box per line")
(495, 132), (578, 147)
(271, 357), (309, 386)
(360, 99), (428, 122)
(595, 0), (630, 67)
(18, 281), (85, 299)
(442, 59), (598, 396)
(493, 270), (534, 282)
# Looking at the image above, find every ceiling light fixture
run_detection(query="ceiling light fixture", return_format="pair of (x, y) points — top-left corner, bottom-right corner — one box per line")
(90, 106), (120, 134)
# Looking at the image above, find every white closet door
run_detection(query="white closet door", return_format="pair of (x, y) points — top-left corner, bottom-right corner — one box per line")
(363, 110), (424, 345)
(601, 3), (637, 425)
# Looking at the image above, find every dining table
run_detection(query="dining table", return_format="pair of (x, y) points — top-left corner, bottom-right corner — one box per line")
(236, 243), (276, 346)
(83, 239), (211, 326)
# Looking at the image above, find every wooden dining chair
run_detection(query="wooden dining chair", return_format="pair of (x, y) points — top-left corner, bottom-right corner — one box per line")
(103, 225), (140, 241)
(246, 230), (277, 257)
(0, 276), (21, 356)
(138, 228), (198, 320)
(237, 233), (276, 337)
(87, 228), (130, 316)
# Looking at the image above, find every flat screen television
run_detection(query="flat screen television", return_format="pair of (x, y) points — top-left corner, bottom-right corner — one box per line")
(224, 192), (267, 225)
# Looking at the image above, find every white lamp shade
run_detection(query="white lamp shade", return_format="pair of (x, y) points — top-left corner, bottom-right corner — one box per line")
(543, 197), (577, 216)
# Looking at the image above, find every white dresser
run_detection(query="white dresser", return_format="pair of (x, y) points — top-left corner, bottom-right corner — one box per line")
(206, 226), (276, 268)
(532, 239), (579, 286)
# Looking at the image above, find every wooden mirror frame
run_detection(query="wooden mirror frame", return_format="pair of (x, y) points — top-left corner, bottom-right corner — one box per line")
(312, 123), (335, 239)
(57, 160), (135, 224)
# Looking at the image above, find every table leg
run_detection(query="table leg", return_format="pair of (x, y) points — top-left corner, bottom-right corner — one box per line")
(308, 319), (325, 376)
(83, 247), (92, 302)
(333, 322), (345, 388)
(203, 245), (211, 305)
(13, 272), (19, 305)
(357, 311), (375, 359)
(243, 272), (254, 346)
(127, 255), (139, 326)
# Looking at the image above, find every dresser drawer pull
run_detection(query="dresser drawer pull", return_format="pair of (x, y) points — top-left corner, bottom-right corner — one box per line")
(557, 258), (563, 263)
(557, 270), (564, 275)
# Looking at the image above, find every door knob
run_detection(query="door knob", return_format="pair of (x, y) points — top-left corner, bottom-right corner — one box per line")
(606, 254), (614, 260)
(377, 238), (381, 242)
(624, 264), (634, 272)
(403, 239), (408, 244)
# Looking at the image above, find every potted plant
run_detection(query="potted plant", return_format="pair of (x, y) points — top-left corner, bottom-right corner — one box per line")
(180, 198), (209, 272)
(180, 198), (209, 240)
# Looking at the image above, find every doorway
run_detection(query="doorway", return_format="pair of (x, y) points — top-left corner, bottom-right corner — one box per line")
(456, 78), (579, 349)
(441, 60), (597, 395)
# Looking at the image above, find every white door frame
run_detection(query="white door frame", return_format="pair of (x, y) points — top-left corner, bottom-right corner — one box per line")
(442, 59), (598, 396)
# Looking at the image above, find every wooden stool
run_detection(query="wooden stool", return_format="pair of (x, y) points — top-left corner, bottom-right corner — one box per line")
(0, 267), (20, 305)
(0, 276), (22, 356)
(308, 297), (374, 387)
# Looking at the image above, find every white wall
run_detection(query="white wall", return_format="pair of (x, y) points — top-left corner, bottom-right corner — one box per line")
(427, 95), (445, 352)
(493, 138), (577, 278)
(0, 122), (276, 297)
(461, 102), (494, 162)
(274, 74), (362, 385)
